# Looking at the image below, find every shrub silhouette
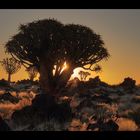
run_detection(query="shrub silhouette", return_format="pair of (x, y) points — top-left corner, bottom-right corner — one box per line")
(120, 77), (136, 90)
(78, 71), (91, 81)
(26, 66), (38, 81)
(0, 79), (9, 87)
(5, 19), (109, 96)
(16, 79), (39, 85)
(0, 58), (21, 82)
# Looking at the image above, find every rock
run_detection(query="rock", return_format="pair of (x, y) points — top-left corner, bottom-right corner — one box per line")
(120, 77), (136, 91)
(88, 76), (109, 87)
(0, 116), (11, 131)
(0, 79), (10, 88)
(91, 94), (113, 104)
(99, 120), (119, 131)
(132, 96), (140, 103)
(11, 105), (37, 125)
(12, 93), (72, 126)
(78, 92), (91, 98)
(76, 99), (94, 111)
(32, 93), (57, 111)
(56, 102), (72, 122)
(33, 94), (72, 122)
(0, 92), (19, 103)
(87, 123), (99, 130)
(87, 120), (119, 131)
(67, 77), (80, 89)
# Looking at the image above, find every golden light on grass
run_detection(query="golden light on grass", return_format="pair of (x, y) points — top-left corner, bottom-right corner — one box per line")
(117, 118), (138, 131)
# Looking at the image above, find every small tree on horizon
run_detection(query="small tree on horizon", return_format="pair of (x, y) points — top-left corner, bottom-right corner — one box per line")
(78, 71), (91, 81)
(0, 57), (21, 82)
(78, 64), (101, 81)
(26, 66), (38, 81)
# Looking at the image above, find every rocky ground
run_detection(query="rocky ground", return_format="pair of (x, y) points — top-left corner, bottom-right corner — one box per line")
(0, 77), (140, 131)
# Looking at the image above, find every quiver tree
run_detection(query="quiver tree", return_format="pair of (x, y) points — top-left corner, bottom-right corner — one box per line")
(78, 71), (91, 81)
(5, 19), (109, 95)
(26, 66), (38, 81)
(0, 58), (21, 82)
(78, 64), (101, 81)
(78, 71), (85, 81)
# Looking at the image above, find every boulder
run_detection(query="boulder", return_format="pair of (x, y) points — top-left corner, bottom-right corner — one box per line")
(91, 94), (113, 104)
(0, 92), (19, 103)
(87, 123), (99, 131)
(0, 79), (10, 88)
(87, 120), (119, 131)
(76, 99), (94, 111)
(11, 105), (37, 125)
(0, 116), (11, 131)
(11, 93), (72, 126)
(99, 120), (119, 131)
(120, 77), (136, 91)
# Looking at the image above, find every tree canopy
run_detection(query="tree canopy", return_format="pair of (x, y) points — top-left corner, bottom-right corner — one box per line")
(26, 66), (38, 81)
(5, 19), (109, 94)
(0, 57), (21, 82)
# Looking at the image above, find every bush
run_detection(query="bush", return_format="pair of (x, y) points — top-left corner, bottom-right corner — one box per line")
(16, 79), (39, 85)
(117, 118), (138, 131)
(127, 107), (140, 126)
(0, 79), (10, 87)
(120, 77), (136, 90)
(132, 96), (140, 103)
(0, 92), (19, 104)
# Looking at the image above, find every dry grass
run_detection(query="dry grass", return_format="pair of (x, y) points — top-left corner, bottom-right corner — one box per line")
(0, 91), (36, 119)
(68, 119), (83, 131)
(117, 118), (138, 131)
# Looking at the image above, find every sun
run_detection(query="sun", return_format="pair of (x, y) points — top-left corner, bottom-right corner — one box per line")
(61, 61), (67, 72)
(60, 61), (68, 74)
(70, 68), (81, 80)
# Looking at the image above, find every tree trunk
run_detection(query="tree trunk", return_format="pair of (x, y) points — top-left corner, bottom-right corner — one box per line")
(39, 60), (74, 96)
(8, 73), (11, 83)
(30, 76), (34, 81)
(55, 67), (74, 94)
(39, 62), (52, 94)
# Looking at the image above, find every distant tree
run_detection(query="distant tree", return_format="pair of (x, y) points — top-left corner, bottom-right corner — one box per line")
(26, 66), (38, 81)
(78, 71), (90, 81)
(84, 72), (91, 81)
(78, 71), (84, 81)
(0, 58), (21, 82)
(5, 19), (109, 96)
(78, 64), (101, 81)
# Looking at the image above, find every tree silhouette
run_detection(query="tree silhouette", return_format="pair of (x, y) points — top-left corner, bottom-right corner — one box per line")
(0, 58), (21, 82)
(78, 71), (90, 81)
(26, 66), (38, 81)
(84, 72), (91, 81)
(5, 19), (109, 95)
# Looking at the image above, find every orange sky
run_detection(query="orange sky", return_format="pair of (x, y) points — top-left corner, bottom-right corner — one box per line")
(0, 9), (140, 85)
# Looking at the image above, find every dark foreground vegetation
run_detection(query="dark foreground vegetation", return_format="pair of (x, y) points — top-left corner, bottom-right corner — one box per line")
(0, 77), (140, 131)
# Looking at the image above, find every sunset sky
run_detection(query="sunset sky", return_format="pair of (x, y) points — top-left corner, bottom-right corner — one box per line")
(0, 9), (140, 85)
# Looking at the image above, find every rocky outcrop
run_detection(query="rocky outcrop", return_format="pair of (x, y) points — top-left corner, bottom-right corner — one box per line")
(87, 120), (119, 131)
(11, 93), (72, 126)
(0, 92), (19, 103)
(0, 116), (11, 131)
(120, 77), (136, 91)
